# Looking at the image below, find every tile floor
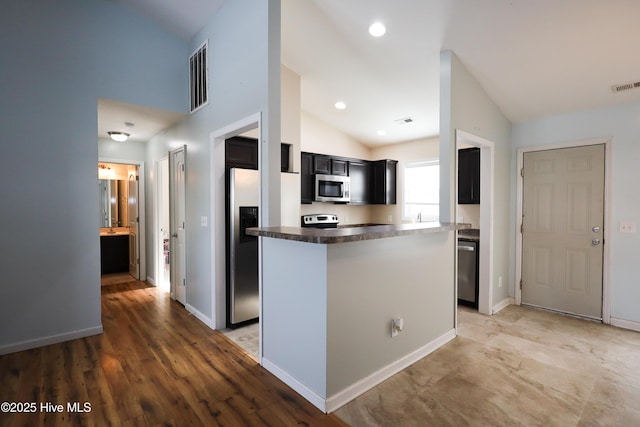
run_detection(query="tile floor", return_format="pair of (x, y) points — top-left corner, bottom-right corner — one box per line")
(221, 322), (260, 361)
(335, 305), (640, 426)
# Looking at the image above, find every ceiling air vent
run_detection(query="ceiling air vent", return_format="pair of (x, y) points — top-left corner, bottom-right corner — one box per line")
(394, 116), (414, 125)
(611, 80), (640, 93)
(189, 40), (208, 113)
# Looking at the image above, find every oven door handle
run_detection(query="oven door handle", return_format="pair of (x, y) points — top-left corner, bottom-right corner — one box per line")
(458, 245), (475, 252)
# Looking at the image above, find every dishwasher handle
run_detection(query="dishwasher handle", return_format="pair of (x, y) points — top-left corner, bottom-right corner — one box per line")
(458, 244), (475, 252)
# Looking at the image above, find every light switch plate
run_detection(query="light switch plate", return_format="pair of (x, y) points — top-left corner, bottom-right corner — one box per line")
(619, 221), (636, 233)
(201, 216), (208, 227)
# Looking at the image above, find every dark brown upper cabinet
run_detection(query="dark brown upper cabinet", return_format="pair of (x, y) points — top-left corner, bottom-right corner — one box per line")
(458, 147), (480, 204)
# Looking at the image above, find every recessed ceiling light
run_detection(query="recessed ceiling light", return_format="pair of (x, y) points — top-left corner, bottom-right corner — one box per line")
(377, 130), (387, 136)
(334, 101), (347, 110)
(368, 22), (386, 37)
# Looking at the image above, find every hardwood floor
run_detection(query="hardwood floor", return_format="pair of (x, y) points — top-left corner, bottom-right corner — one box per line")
(0, 281), (347, 427)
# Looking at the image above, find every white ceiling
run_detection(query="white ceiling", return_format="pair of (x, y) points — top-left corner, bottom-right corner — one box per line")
(102, 0), (640, 147)
(98, 98), (185, 143)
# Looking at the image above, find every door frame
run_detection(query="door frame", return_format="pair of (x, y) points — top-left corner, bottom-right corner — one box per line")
(515, 137), (612, 324)
(98, 157), (146, 281)
(455, 130), (495, 316)
(153, 156), (171, 293)
(210, 113), (262, 332)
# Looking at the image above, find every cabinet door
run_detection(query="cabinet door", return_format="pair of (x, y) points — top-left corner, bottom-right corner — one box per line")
(313, 155), (331, 174)
(301, 152), (314, 204)
(348, 161), (370, 204)
(458, 148), (480, 204)
(331, 159), (349, 176)
(225, 136), (258, 169)
(281, 143), (291, 172)
(370, 160), (397, 205)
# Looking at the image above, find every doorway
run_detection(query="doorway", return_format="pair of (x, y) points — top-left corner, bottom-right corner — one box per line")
(520, 144), (605, 320)
(455, 131), (494, 316)
(155, 157), (171, 293)
(211, 113), (262, 361)
(98, 159), (145, 286)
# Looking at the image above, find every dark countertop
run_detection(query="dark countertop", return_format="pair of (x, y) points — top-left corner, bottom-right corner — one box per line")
(458, 228), (480, 241)
(246, 222), (471, 244)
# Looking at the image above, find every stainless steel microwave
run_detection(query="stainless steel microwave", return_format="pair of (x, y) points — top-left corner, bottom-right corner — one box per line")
(315, 174), (350, 203)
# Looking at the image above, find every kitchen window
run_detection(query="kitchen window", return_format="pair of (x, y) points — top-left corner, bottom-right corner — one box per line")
(402, 159), (439, 222)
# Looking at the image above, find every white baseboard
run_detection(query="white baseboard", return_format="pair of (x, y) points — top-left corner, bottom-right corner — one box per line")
(185, 304), (216, 330)
(610, 317), (640, 333)
(0, 325), (103, 356)
(492, 297), (515, 314)
(262, 328), (456, 414)
(326, 328), (456, 413)
(146, 276), (156, 286)
(262, 358), (328, 412)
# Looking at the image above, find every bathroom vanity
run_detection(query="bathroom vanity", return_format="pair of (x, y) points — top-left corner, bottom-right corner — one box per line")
(100, 231), (129, 275)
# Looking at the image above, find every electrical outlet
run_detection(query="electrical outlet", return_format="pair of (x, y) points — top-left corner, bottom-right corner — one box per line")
(498, 276), (503, 287)
(201, 216), (208, 227)
(620, 221), (636, 233)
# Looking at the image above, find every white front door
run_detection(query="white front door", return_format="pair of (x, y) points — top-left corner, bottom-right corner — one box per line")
(128, 168), (139, 279)
(170, 147), (187, 305)
(521, 144), (605, 319)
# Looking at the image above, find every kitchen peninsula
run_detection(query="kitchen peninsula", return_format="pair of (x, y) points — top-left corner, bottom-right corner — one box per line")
(247, 222), (468, 413)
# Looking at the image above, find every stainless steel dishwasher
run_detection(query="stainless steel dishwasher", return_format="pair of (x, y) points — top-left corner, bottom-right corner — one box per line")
(458, 239), (478, 308)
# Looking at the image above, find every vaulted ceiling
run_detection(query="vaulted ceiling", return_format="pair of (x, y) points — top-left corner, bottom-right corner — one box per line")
(104, 0), (640, 146)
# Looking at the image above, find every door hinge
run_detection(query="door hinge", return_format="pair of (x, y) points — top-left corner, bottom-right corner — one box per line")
(183, 278), (186, 287)
(181, 164), (185, 172)
(520, 168), (524, 177)
(520, 279), (523, 290)
(520, 223), (524, 233)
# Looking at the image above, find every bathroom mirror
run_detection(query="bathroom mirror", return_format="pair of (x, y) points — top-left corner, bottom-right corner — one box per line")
(99, 179), (128, 228)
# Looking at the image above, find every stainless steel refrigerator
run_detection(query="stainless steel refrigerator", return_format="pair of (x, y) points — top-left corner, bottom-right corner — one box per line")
(228, 168), (300, 326)
(229, 168), (260, 326)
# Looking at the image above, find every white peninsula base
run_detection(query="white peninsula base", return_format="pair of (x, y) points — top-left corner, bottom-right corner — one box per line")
(258, 226), (458, 413)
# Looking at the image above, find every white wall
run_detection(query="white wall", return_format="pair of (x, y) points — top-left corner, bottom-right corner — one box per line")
(512, 101), (640, 325)
(440, 50), (512, 308)
(301, 111), (371, 160)
(300, 111), (373, 224)
(370, 137), (440, 225)
(0, 0), (188, 354)
(282, 65), (301, 173)
(145, 0), (279, 327)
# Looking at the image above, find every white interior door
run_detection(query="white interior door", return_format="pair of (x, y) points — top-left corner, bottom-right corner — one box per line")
(128, 168), (139, 279)
(522, 144), (605, 319)
(170, 147), (187, 305)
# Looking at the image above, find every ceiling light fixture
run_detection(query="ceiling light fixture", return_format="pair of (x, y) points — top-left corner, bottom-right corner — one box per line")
(368, 22), (386, 37)
(334, 101), (347, 110)
(377, 130), (387, 136)
(108, 131), (130, 142)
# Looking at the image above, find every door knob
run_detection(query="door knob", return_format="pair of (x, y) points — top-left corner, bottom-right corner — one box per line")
(172, 233), (178, 238)
(592, 238), (601, 246)
(592, 226), (600, 233)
